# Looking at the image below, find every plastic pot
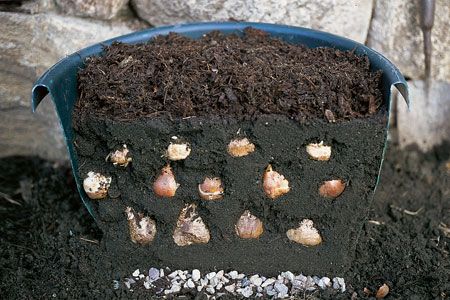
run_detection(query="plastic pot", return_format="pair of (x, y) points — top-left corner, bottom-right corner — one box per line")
(32, 22), (409, 275)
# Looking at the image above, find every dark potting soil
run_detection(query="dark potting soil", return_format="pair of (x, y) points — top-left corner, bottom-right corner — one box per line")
(75, 28), (383, 121)
(72, 27), (387, 275)
(0, 143), (449, 299)
(72, 113), (387, 275)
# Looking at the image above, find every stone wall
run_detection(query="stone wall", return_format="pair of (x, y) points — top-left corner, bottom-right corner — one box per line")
(1, 0), (448, 159)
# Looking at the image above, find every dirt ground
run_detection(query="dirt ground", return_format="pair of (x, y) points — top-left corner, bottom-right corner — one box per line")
(0, 140), (448, 299)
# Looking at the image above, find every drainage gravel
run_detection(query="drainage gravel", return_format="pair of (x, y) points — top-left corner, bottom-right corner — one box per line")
(119, 268), (346, 298)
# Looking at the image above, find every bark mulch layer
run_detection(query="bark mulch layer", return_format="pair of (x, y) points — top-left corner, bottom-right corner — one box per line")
(0, 142), (449, 299)
(76, 28), (382, 122)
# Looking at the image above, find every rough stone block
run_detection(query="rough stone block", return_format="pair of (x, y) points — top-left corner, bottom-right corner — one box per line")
(131, 0), (373, 43)
(367, 0), (450, 81)
(0, 12), (133, 159)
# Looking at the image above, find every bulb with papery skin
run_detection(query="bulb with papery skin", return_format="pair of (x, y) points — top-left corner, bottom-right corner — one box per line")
(83, 171), (111, 199)
(198, 177), (224, 200)
(319, 179), (346, 198)
(173, 204), (210, 246)
(235, 210), (264, 239)
(263, 164), (290, 199)
(125, 207), (156, 245)
(227, 137), (255, 157)
(107, 144), (132, 167)
(153, 165), (179, 197)
(375, 283), (390, 299)
(166, 142), (191, 161)
(306, 141), (331, 161)
(286, 219), (322, 247)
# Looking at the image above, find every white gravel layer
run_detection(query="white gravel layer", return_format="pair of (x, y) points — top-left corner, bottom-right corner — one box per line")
(118, 267), (346, 298)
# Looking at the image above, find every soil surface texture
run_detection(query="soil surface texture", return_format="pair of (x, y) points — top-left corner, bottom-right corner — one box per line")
(0, 142), (449, 299)
(76, 28), (383, 121)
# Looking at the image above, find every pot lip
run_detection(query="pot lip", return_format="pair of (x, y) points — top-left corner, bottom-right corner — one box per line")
(31, 21), (409, 222)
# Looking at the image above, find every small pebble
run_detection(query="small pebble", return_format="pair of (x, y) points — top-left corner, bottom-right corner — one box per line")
(124, 281), (131, 289)
(336, 277), (346, 292)
(240, 286), (253, 298)
(274, 282), (289, 297)
(281, 271), (294, 281)
(261, 278), (276, 288)
(210, 277), (220, 287)
(206, 272), (217, 280)
(228, 271), (238, 279)
(149, 268), (160, 281)
(132, 269), (140, 277)
(318, 276), (330, 289)
(305, 276), (316, 290)
(216, 270), (224, 279)
(200, 278), (208, 287)
(250, 275), (263, 286)
(225, 283), (236, 293)
(216, 283), (223, 290)
(236, 273), (245, 280)
(192, 269), (201, 281)
(173, 285), (181, 293)
(171, 277), (180, 284)
(159, 269), (164, 277)
(266, 287), (277, 296)
(112, 280), (119, 290)
(332, 277), (340, 290)
(168, 271), (178, 279)
(241, 277), (250, 287)
(206, 286), (215, 294)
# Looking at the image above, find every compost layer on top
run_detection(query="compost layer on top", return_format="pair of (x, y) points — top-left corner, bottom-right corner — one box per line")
(76, 28), (382, 121)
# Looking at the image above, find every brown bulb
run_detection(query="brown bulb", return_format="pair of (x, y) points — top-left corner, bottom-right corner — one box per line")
(319, 179), (346, 198)
(375, 283), (389, 299)
(125, 207), (156, 245)
(83, 171), (111, 199)
(107, 144), (132, 167)
(306, 141), (331, 161)
(286, 219), (322, 247)
(235, 210), (264, 239)
(198, 177), (224, 200)
(227, 137), (255, 157)
(173, 204), (210, 246)
(153, 165), (179, 197)
(166, 141), (191, 161)
(263, 164), (290, 199)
